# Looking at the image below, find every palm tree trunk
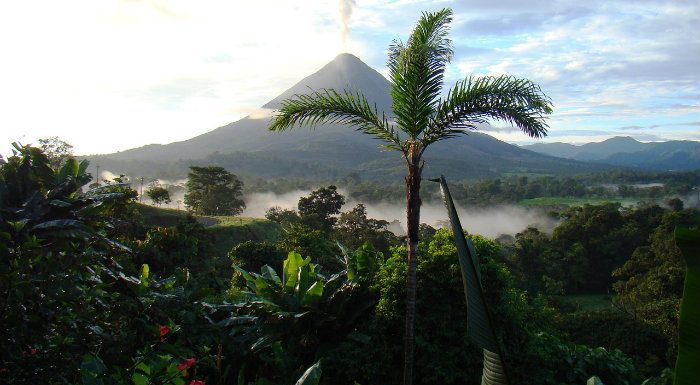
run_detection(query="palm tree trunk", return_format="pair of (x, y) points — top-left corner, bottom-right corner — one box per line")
(403, 147), (422, 385)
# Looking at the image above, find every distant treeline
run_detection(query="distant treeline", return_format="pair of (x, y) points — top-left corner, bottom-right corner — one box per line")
(239, 169), (700, 207)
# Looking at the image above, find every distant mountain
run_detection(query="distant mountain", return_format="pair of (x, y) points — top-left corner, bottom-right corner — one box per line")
(522, 137), (700, 171)
(87, 53), (611, 181)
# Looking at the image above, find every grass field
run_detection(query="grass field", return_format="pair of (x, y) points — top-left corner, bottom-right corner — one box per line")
(136, 203), (281, 257)
(135, 203), (189, 227)
(205, 217), (281, 257)
(518, 196), (639, 207)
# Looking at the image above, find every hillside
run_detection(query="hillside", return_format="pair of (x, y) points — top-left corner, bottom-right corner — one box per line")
(523, 136), (700, 171)
(86, 53), (611, 181)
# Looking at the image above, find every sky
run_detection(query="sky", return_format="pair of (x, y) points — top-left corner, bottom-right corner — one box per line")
(1, 0), (698, 156)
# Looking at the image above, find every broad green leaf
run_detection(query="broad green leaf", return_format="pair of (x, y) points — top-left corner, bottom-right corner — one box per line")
(272, 340), (285, 367)
(295, 361), (322, 385)
(81, 353), (107, 374)
(140, 264), (150, 287)
(218, 315), (257, 327)
(302, 281), (324, 306)
(78, 159), (90, 176)
(234, 264), (257, 286)
(132, 362), (150, 385)
(346, 265), (356, 281)
(587, 376), (604, 385)
(354, 246), (379, 277)
(80, 353), (107, 385)
(296, 265), (311, 297)
(673, 226), (700, 385)
(254, 277), (270, 292)
(9, 220), (27, 231)
(57, 157), (79, 182)
(31, 219), (84, 231)
(49, 199), (72, 208)
(432, 176), (510, 384)
(251, 335), (274, 352)
(261, 265), (281, 285)
(283, 252), (304, 290)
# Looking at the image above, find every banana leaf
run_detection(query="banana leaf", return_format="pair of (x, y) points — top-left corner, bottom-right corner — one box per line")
(295, 361), (322, 385)
(431, 175), (510, 385)
(673, 226), (700, 385)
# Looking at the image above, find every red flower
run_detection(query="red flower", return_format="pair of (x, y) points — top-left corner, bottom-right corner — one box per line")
(21, 348), (38, 357)
(189, 380), (205, 385)
(159, 325), (170, 341)
(177, 358), (197, 371)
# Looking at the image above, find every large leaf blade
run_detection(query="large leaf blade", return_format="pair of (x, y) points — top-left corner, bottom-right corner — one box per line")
(431, 175), (510, 385)
(673, 226), (700, 385)
(283, 252), (305, 290)
(295, 361), (322, 385)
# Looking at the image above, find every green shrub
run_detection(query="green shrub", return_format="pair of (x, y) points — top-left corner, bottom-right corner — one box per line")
(557, 310), (669, 380)
(322, 229), (636, 385)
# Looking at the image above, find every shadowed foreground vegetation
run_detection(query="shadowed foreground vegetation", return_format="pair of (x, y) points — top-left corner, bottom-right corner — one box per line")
(1, 143), (698, 385)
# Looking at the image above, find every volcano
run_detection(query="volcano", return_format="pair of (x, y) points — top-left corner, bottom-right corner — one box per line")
(87, 53), (608, 181)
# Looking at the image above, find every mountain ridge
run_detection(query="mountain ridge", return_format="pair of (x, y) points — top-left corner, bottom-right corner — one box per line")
(522, 136), (700, 171)
(86, 53), (614, 181)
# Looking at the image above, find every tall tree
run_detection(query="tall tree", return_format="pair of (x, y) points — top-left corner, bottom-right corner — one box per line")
(184, 166), (245, 216)
(146, 183), (171, 207)
(38, 137), (74, 169)
(298, 185), (345, 232)
(269, 8), (551, 384)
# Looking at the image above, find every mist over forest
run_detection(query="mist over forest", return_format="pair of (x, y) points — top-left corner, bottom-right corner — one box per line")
(3, 2), (700, 384)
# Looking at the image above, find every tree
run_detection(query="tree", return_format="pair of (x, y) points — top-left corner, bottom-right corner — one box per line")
(265, 206), (301, 225)
(146, 183), (171, 207)
(335, 203), (398, 255)
(38, 136), (73, 169)
(668, 197), (684, 212)
(298, 185), (345, 232)
(184, 166), (245, 216)
(269, 8), (552, 384)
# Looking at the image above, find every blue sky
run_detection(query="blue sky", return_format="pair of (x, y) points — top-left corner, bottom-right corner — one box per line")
(1, 0), (698, 155)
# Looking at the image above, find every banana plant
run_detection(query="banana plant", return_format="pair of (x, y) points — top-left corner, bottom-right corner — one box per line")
(673, 226), (700, 385)
(431, 175), (510, 385)
(224, 251), (377, 385)
(234, 251), (326, 309)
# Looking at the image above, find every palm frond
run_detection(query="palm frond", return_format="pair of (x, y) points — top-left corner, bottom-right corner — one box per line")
(269, 88), (402, 152)
(388, 8), (453, 138)
(422, 75), (553, 146)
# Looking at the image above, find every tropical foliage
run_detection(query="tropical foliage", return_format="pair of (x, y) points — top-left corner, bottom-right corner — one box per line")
(1, 141), (697, 385)
(270, 8), (552, 383)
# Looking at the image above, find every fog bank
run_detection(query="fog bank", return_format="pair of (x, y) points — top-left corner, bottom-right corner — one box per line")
(242, 189), (558, 238)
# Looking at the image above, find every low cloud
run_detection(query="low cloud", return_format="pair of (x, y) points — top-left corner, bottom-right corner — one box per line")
(364, 200), (558, 238)
(242, 190), (311, 217)
(247, 108), (276, 120)
(100, 170), (121, 183)
(618, 125), (645, 130)
(475, 122), (521, 133)
(241, 188), (557, 238)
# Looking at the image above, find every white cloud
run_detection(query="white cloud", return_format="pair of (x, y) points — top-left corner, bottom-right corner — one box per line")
(0, 0), (350, 155)
(1, 0), (698, 155)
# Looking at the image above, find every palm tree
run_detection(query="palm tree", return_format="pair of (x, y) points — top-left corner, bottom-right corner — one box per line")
(269, 8), (552, 385)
